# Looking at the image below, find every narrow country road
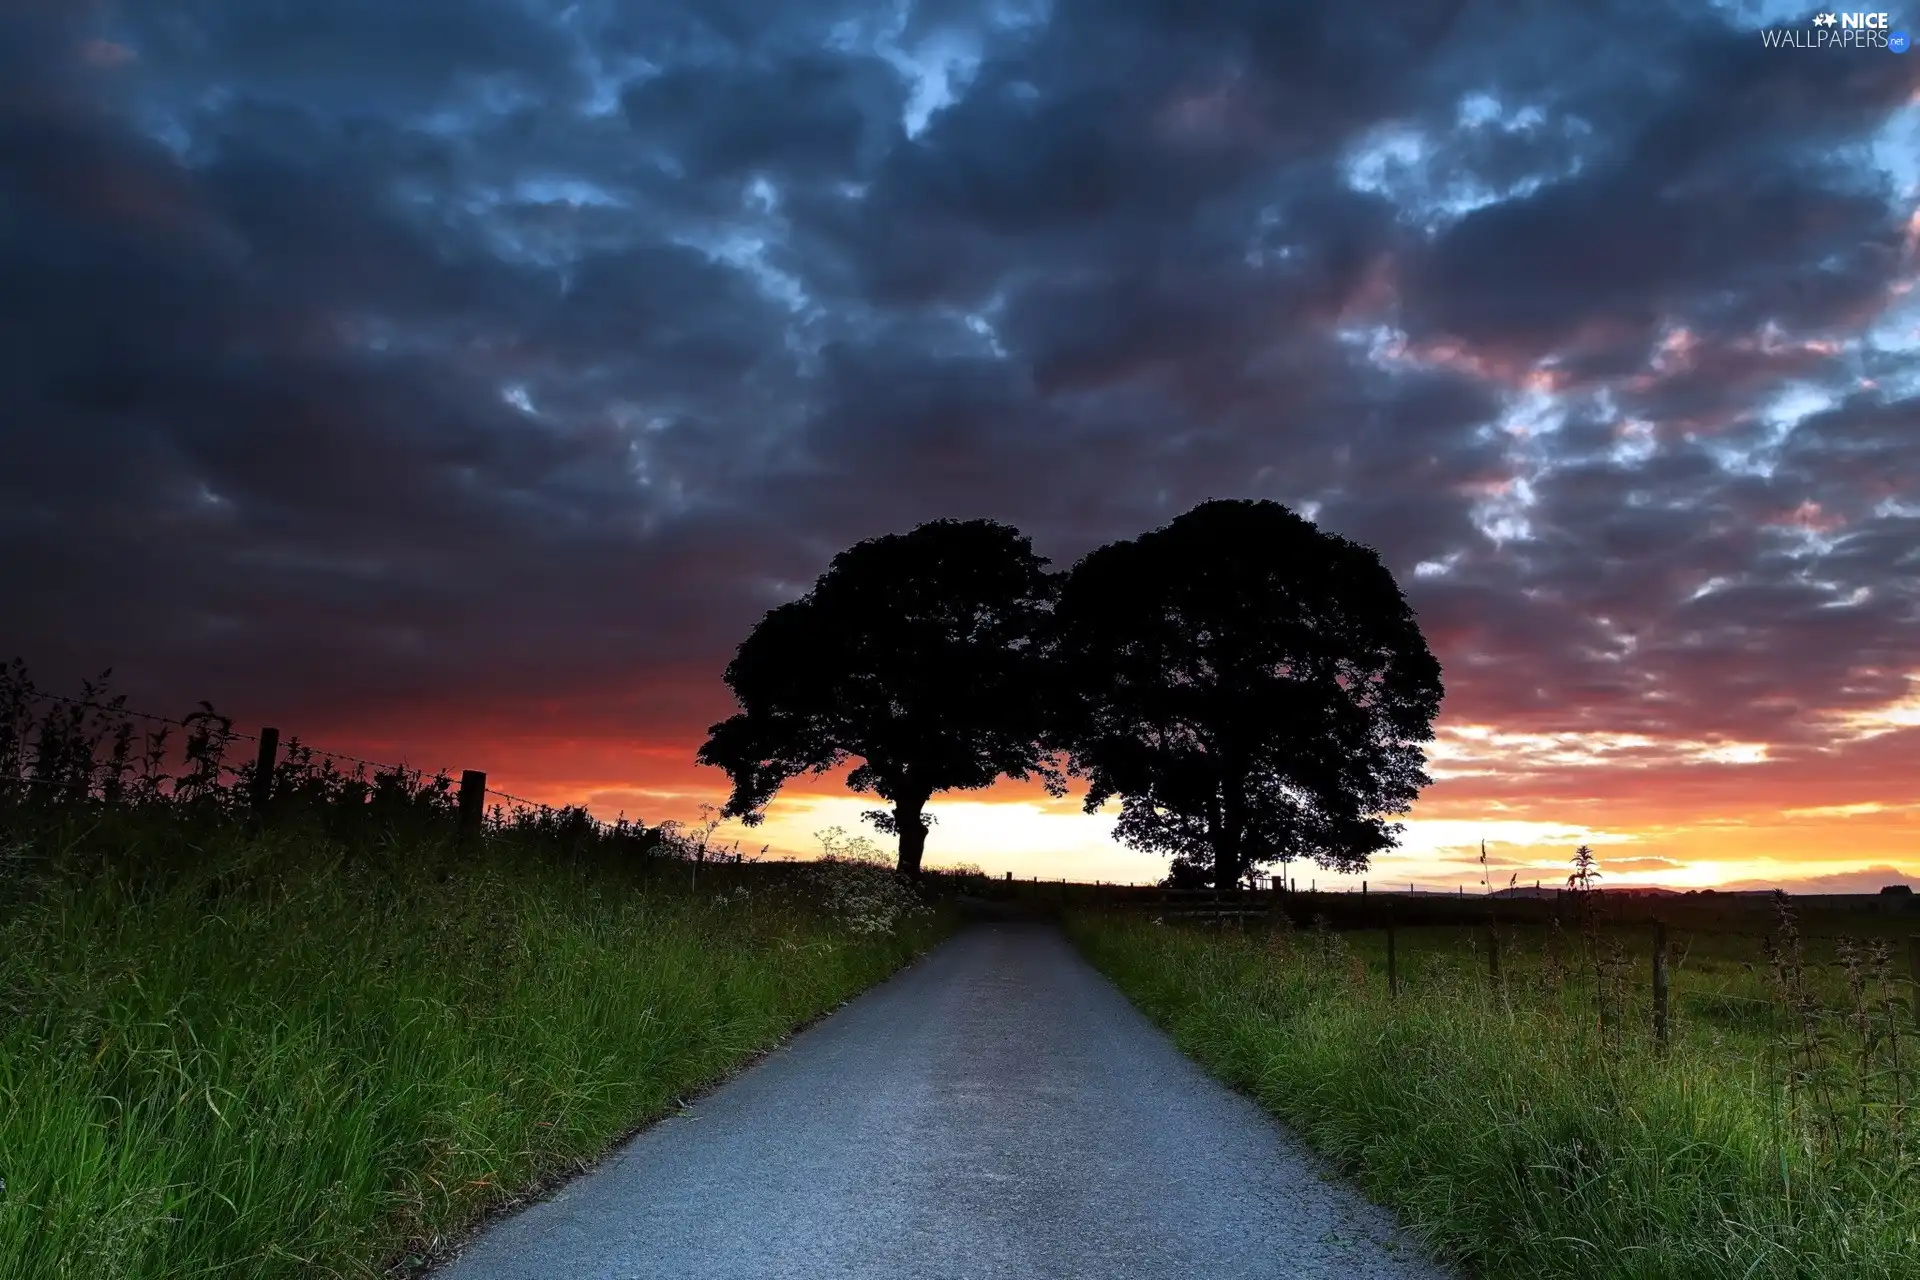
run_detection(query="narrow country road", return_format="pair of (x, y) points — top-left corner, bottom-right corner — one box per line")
(436, 923), (1453, 1280)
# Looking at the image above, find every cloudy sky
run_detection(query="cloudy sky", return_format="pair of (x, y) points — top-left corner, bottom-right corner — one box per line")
(3, 0), (1917, 890)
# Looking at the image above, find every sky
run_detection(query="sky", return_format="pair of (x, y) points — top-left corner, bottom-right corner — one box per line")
(2, 0), (1917, 892)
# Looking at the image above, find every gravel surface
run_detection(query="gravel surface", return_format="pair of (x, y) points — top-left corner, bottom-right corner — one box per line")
(435, 922), (1454, 1279)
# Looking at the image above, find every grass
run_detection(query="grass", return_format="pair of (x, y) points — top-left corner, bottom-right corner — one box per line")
(1067, 897), (1920, 1280)
(0, 808), (952, 1279)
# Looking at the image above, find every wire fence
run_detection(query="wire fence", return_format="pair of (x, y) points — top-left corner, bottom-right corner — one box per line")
(1263, 877), (1554, 896)
(1091, 879), (1920, 957)
(10, 687), (575, 822)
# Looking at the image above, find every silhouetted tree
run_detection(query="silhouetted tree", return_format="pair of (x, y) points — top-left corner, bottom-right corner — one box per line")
(696, 519), (1059, 878)
(1050, 499), (1444, 892)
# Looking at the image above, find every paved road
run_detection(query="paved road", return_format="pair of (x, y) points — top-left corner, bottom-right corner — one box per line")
(437, 923), (1452, 1279)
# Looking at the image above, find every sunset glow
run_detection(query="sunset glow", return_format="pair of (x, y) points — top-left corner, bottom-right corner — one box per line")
(396, 703), (1917, 892)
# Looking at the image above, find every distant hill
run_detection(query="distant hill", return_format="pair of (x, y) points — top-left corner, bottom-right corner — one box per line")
(1483, 885), (1910, 900)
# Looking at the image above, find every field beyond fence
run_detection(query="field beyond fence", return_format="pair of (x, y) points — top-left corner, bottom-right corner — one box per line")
(1068, 889), (1920, 1280)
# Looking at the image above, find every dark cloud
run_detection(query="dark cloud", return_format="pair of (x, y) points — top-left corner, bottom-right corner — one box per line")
(1399, 20), (1918, 360)
(624, 53), (906, 184)
(117, 0), (579, 110)
(0, 0), (1915, 827)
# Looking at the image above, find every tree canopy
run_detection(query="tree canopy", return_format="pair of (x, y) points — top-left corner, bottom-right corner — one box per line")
(1048, 499), (1444, 891)
(695, 518), (1058, 877)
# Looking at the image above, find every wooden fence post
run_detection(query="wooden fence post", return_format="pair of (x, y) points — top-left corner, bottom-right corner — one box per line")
(458, 770), (486, 845)
(250, 727), (279, 824)
(1387, 916), (1398, 1000)
(1653, 920), (1670, 1048)
(1909, 935), (1920, 1028)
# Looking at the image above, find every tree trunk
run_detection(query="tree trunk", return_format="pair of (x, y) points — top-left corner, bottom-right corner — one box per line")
(1214, 779), (1247, 893)
(1211, 836), (1237, 894)
(894, 791), (931, 879)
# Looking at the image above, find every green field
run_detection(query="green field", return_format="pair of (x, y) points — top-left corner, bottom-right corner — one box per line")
(1068, 891), (1920, 1279)
(0, 808), (952, 1279)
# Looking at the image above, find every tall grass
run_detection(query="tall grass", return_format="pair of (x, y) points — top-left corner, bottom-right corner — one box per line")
(1, 817), (948, 1279)
(1068, 905), (1920, 1280)
(0, 665), (953, 1278)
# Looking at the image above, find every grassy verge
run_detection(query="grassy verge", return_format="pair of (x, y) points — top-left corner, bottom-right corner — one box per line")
(1067, 909), (1920, 1280)
(1, 818), (951, 1279)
